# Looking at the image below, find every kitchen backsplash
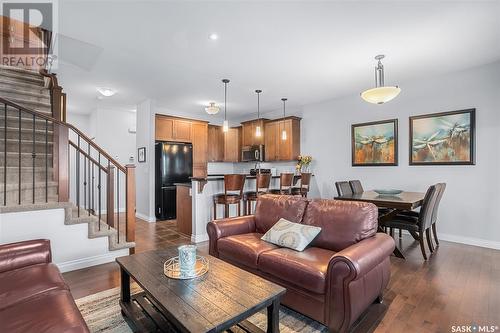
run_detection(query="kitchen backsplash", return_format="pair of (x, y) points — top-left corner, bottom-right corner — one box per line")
(208, 161), (296, 176)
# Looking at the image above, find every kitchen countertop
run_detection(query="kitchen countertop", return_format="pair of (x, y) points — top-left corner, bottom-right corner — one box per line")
(174, 182), (192, 187)
(191, 173), (310, 181)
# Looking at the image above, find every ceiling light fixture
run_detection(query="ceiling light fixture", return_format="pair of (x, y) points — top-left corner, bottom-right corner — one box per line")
(281, 98), (287, 141)
(205, 102), (220, 115)
(255, 89), (262, 137)
(96, 87), (116, 97)
(208, 33), (218, 40)
(361, 55), (400, 104)
(222, 79), (230, 132)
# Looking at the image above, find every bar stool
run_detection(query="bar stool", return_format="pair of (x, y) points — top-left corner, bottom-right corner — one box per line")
(243, 173), (271, 215)
(269, 173), (294, 195)
(213, 174), (246, 219)
(291, 172), (312, 197)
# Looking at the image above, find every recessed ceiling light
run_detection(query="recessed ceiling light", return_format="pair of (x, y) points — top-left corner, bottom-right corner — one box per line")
(208, 33), (218, 40)
(96, 87), (116, 97)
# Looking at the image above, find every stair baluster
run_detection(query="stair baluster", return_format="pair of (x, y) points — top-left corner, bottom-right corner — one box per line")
(3, 104), (6, 205)
(32, 114), (35, 204)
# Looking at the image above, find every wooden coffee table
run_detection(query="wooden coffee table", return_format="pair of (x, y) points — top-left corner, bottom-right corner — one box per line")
(116, 247), (286, 333)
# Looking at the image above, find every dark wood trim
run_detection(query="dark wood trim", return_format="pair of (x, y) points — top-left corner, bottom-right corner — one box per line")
(351, 118), (399, 167)
(409, 108), (476, 166)
(57, 125), (69, 202)
(106, 165), (115, 228)
(125, 165), (136, 253)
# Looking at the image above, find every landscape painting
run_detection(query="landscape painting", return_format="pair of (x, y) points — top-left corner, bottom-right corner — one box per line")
(410, 109), (475, 165)
(352, 119), (398, 166)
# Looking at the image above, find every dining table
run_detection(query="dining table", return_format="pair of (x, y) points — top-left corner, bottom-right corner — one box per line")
(335, 190), (426, 259)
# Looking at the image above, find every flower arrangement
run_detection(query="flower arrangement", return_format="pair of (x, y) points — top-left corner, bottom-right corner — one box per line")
(296, 155), (313, 173)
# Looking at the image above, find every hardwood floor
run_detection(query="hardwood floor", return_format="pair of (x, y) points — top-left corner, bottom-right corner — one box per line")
(63, 219), (500, 332)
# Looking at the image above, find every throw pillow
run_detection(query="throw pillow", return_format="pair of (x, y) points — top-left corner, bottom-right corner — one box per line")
(261, 218), (321, 251)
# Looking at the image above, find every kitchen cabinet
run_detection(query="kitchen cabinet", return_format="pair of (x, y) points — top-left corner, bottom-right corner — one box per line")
(191, 122), (208, 178)
(224, 127), (242, 162)
(155, 115), (192, 142)
(241, 119), (266, 147)
(208, 125), (224, 162)
(264, 117), (301, 161)
(176, 185), (192, 236)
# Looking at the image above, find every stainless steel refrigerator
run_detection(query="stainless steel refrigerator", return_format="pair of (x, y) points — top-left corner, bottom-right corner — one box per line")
(155, 141), (193, 220)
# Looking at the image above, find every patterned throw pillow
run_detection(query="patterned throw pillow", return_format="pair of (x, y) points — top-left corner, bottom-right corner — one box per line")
(261, 218), (322, 251)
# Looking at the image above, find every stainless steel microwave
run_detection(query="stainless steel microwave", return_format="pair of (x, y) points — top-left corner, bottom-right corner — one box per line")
(241, 145), (265, 162)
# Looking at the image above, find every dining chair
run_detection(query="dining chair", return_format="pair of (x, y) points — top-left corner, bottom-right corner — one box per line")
(335, 181), (352, 197)
(348, 180), (364, 194)
(291, 172), (312, 197)
(213, 174), (246, 219)
(380, 184), (439, 260)
(243, 173), (271, 215)
(269, 173), (294, 195)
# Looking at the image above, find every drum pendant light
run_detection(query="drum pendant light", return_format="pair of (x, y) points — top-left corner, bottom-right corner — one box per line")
(222, 79), (230, 132)
(255, 90), (262, 137)
(361, 55), (401, 104)
(281, 98), (287, 141)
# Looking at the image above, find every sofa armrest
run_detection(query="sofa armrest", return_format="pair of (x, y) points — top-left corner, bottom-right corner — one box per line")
(0, 239), (52, 273)
(325, 233), (395, 332)
(206, 215), (256, 257)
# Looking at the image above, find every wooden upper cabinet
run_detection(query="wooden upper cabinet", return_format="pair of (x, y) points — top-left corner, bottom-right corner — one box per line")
(264, 121), (278, 161)
(224, 127), (242, 162)
(264, 117), (301, 161)
(155, 117), (174, 141)
(208, 125), (224, 162)
(155, 115), (192, 142)
(241, 119), (265, 147)
(191, 122), (208, 178)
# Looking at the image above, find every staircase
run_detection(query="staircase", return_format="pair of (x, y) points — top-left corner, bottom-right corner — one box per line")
(0, 65), (135, 253)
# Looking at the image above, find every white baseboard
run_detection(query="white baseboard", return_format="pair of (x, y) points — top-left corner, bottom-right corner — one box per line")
(136, 212), (156, 223)
(56, 249), (129, 273)
(398, 230), (500, 250)
(191, 233), (209, 243)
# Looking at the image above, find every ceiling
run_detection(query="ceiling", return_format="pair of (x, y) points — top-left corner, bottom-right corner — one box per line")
(56, 1), (500, 120)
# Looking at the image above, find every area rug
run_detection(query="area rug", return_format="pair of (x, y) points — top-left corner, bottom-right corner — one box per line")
(76, 284), (328, 333)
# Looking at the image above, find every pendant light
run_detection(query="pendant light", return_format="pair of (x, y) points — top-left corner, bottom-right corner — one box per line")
(255, 89), (262, 137)
(361, 55), (401, 104)
(205, 102), (219, 115)
(281, 98), (287, 141)
(222, 79), (230, 132)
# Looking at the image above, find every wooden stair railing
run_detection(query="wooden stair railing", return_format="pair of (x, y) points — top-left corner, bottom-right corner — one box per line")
(1, 96), (136, 252)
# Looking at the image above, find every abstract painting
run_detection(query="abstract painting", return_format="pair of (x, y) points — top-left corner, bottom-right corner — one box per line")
(352, 119), (398, 166)
(410, 109), (475, 165)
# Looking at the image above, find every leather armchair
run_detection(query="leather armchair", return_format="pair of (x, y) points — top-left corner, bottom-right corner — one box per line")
(207, 195), (395, 333)
(0, 239), (90, 333)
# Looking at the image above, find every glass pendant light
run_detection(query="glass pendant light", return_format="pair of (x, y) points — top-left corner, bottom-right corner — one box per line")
(281, 98), (287, 141)
(361, 55), (401, 104)
(222, 79), (230, 132)
(255, 89), (262, 137)
(205, 102), (219, 115)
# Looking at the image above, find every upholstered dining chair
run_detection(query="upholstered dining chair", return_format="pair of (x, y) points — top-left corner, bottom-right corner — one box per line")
(213, 174), (246, 219)
(269, 173), (294, 195)
(335, 181), (352, 197)
(348, 180), (364, 194)
(243, 173), (271, 215)
(380, 184), (439, 260)
(291, 172), (312, 197)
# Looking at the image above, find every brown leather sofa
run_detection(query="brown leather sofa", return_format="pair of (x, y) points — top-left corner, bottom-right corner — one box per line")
(0, 239), (90, 333)
(207, 194), (395, 333)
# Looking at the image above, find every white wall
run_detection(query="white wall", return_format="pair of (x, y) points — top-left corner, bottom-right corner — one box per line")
(299, 61), (500, 247)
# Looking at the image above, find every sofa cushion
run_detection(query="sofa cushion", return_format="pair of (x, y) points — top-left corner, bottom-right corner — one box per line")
(302, 199), (378, 252)
(0, 263), (69, 310)
(258, 247), (335, 294)
(218, 233), (279, 269)
(261, 218), (321, 251)
(0, 289), (89, 333)
(254, 194), (309, 233)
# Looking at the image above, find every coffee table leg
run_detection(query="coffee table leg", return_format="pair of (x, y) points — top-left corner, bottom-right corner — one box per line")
(267, 299), (280, 333)
(120, 267), (131, 303)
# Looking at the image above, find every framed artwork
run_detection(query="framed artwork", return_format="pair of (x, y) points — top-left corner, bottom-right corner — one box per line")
(352, 119), (398, 166)
(138, 147), (146, 163)
(409, 109), (475, 165)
